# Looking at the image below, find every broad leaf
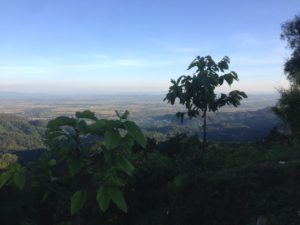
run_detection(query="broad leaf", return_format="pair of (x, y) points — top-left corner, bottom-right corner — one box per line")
(48, 159), (57, 167)
(0, 170), (12, 189)
(70, 190), (86, 215)
(41, 191), (50, 203)
(96, 187), (111, 212)
(119, 134), (134, 151)
(13, 169), (26, 190)
(120, 110), (130, 119)
(123, 121), (147, 148)
(68, 159), (81, 176)
(76, 120), (88, 134)
(104, 129), (120, 149)
(115, 110), (130, 120)
(223, 74), (234, 86)
(88, 119), (107, 135)
(110, 188), (128, 213)
(107, 176), (125, 187)
(117, 157), (134, 176)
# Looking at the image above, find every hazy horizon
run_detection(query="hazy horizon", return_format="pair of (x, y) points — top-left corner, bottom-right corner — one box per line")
(0, 90), (281, 98)
(0, 0), (298, 94)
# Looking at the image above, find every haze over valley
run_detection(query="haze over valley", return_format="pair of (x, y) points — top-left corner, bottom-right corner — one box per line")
(0, 1), (300, 225)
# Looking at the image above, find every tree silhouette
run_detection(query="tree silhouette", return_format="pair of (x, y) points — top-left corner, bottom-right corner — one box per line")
(281, 14), (300, 84)
(164, 55), (247, 162)
(273, 14), (300, 140)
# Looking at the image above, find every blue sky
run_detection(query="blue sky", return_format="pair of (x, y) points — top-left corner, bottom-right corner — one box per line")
(0, 0), (299, 94)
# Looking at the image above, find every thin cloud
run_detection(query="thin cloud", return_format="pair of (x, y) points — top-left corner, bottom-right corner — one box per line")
(0, 66), (49, 74)
(63, 58), (146, 68)
(232, 34), (257, 44)
(171, 47), (197, 53)
(0, 58), (147, 73)
(94, 54), (111, 59)
(232, 54), (284, 65)
(230, 42), (288, 66)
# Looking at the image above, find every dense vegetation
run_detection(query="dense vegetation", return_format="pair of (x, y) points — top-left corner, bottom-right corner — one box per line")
(273, 13), (300, 140)
(0, 114), (45, 151)
(0, 110), (148, 225)
(0, 124), (300, 225)
(0, 107), (298, 225)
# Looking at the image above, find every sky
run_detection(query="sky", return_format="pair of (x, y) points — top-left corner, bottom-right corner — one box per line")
(0, 0), (299, 95)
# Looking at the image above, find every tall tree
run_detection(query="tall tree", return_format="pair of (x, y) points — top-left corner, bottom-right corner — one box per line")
(281, 14), (300, 83)
(273, 14), (300, 139)
(164, 55), (247, 162)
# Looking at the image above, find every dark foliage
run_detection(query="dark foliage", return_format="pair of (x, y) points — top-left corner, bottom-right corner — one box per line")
(274, 14), (300, 140)
(281, 14), (300, 82)
(273, 88), (300, 139)
(1, 125), (300, 225)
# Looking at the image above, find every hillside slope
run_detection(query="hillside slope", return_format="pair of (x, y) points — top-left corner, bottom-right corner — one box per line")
(0, 114), (45, 151)
(147, 107), (282, 142)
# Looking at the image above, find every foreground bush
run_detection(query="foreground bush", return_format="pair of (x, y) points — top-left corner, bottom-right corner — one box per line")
(1, 116), (300, 225)
(0, 110), (146, 225)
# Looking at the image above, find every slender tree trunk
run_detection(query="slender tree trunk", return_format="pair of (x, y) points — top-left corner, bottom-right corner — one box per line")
(200, 109), (207, 165)
(203, 109), (207, 151)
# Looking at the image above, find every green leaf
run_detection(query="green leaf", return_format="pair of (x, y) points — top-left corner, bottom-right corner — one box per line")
(48, 159), (57, 167)
(70, 190), (86, 215)
(187, 58), (198, 70)
(96, 187), (111, 212)
(0, 170), (12, 189)
(239, 91), (248, 98)
(121, 110), (130, 119)
(110, 188), (128, 213)
(104, 129), (120, 149)
(75, 110), (97, 121)
(41, 191), (50, 203)
(123, 121), (147, 148)
(117, 157), (134, 176)
(76, 120), (88, 134)
(47, 116), (77, 130)
(223, 74), (234, 86)
(68, 159), (81, 176)
(119, 134), (134, 151)
(88, 119), (107, 135)
(217, 56), (230, 72)
(115, 110), (130, 120)
(13, 169), (26, 190)
(218, 76), (224, 85)
(107, 176), (125, 187)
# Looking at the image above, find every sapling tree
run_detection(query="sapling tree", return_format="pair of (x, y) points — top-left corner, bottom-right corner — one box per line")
(164, 55), (247, 161)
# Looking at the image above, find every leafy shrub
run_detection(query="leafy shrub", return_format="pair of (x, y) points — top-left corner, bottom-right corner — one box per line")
(0, 110), (147, 225)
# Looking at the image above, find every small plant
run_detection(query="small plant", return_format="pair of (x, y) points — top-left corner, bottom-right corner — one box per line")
(0, 110), (147, 224)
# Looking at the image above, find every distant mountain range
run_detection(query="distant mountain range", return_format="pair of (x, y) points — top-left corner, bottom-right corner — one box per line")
(0, 93), (284, 152)
(0, 91), (279, 102)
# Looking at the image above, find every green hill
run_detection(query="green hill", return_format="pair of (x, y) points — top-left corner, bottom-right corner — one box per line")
(0, 114), (45, 151)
